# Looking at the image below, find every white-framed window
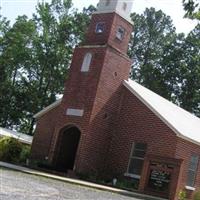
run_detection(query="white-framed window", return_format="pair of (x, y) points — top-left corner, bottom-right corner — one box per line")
(116, 26), (125, 41)
(186, 154), (199, 187)
(127, 143), (147, 178)
(81, 53), (92, 72)
(95, 22), (105, 34)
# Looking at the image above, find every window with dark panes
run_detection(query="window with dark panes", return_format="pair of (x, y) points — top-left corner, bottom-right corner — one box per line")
(127, 143), (147, 178)
(187, 154), (199, 187)
(95, 22), (105, 34)
(116, 26), (125, 40)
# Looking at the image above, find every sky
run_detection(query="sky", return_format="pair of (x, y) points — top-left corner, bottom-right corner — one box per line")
(0, 0), (198, 34)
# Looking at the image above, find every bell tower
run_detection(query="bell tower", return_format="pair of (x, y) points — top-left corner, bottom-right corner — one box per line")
(97, 0), (133, 21)
(84, 0), (133, 53)
(48, 0), (134, 174)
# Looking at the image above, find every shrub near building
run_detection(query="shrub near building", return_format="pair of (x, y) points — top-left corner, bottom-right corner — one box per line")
(194, 191), (200, 200)
(0, 136), (30, 163)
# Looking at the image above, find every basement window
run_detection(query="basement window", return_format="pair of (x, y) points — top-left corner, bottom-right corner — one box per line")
(126, 142), (147, 178)
(186, 154), (199, 187)
(81, 53), (92, 72)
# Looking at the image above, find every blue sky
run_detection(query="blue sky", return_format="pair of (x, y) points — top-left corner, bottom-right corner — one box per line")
(0, 0), (198, 34)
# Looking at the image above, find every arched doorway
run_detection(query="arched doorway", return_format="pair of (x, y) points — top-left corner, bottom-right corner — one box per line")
(55, 126), (81, 172)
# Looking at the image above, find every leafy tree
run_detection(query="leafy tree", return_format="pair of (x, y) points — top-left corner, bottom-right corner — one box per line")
(0, 0), (95, 135)
(177, 24), (200, 116)
(129, 8), (182, 100)
(0, 16), (37, 129)
(0, 137), (22, 162)
(183, 0), (200, 20)
(129, 8), (200, 116)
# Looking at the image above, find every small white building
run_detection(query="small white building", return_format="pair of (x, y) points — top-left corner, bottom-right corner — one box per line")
(0, 127), (33, 145)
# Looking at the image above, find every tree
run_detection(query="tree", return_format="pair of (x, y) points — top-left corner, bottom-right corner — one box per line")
(0, 15), (37, 130)
(129, 8), (183, 100)
(0, 0), (95, 134)
(183, 0), (200, 20)
(177, 24), (200, 116)
(129, 8), (200, 116)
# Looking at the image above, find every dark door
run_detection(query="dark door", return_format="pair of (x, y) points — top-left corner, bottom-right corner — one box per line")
(56, 126), (81, 172)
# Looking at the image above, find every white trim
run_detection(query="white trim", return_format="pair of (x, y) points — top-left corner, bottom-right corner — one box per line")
(185, 186), (196, 191)
(124, 173), (141, 179)
(126, 142), (146, 177)
(94, 10), (133, 25)
(33, 99), (62, 119)
(66, 109), (84, 117)
(78, 45), (107, 49)
(123, 80), (200, 147)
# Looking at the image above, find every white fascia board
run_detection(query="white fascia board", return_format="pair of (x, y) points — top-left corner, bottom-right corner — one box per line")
(34, 99), (62, 119)
(123, 80), (200, 147)
(123, 80), (181, 137)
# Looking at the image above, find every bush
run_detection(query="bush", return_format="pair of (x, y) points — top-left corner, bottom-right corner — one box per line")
(194, 191), (200, 200)
(178, 189), (186, 200)
(19, 145), (31, 163)
(0, 137), (23, 162)
(116, 178), (139, 190)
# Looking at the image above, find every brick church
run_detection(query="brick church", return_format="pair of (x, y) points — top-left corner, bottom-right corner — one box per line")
(31, 0), (200, 199)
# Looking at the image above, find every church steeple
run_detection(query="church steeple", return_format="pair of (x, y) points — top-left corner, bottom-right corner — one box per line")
(31, 0), (134, 177)
(84, 0), (133, 54)
(96, 0), (133, 23)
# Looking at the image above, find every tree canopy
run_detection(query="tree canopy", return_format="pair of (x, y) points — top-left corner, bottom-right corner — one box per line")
(0, 0), (95, 134)
(0, 0), (199, 134)
(183, 0), (200, 20)
(129, 8), (200, 116)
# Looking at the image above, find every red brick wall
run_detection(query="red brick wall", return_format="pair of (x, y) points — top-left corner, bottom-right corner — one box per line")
(84, 13), (133, 54)
(175, 138), (200, 199)
(76, 46), (131, 174)
(45, 46), (108, 167)
(31, 44), (132, 170)
(106, 86), (178, 176)
(30, 105), (62, 160)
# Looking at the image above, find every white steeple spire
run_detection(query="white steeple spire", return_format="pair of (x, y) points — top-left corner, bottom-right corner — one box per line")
(96, 0), (133, 22)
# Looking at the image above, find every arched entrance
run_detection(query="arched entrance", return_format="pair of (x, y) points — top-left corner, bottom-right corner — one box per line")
(55, 126), (81, 172)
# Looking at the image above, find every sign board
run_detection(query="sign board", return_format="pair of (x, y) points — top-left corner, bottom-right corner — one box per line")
(148, 169), (171, 192)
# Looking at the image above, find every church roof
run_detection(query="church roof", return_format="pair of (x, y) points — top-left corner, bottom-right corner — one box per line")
(124, 79), (200, 145)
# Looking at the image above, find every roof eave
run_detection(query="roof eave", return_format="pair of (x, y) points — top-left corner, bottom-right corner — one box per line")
(123, 80), (200, 147)
(33, 99), (62, 119)
(123, 81), (182, 137)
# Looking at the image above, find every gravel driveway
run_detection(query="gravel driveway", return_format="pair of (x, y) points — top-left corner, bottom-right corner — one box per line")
(0, 167), (154, 200)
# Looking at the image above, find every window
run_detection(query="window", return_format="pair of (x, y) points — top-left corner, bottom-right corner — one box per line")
(116, 26), (125, 40)
(127, 143), (147, 178)
(95, 22), (105, 34)
(81, 53), (92, 72)
(186, 154), (199, 187)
